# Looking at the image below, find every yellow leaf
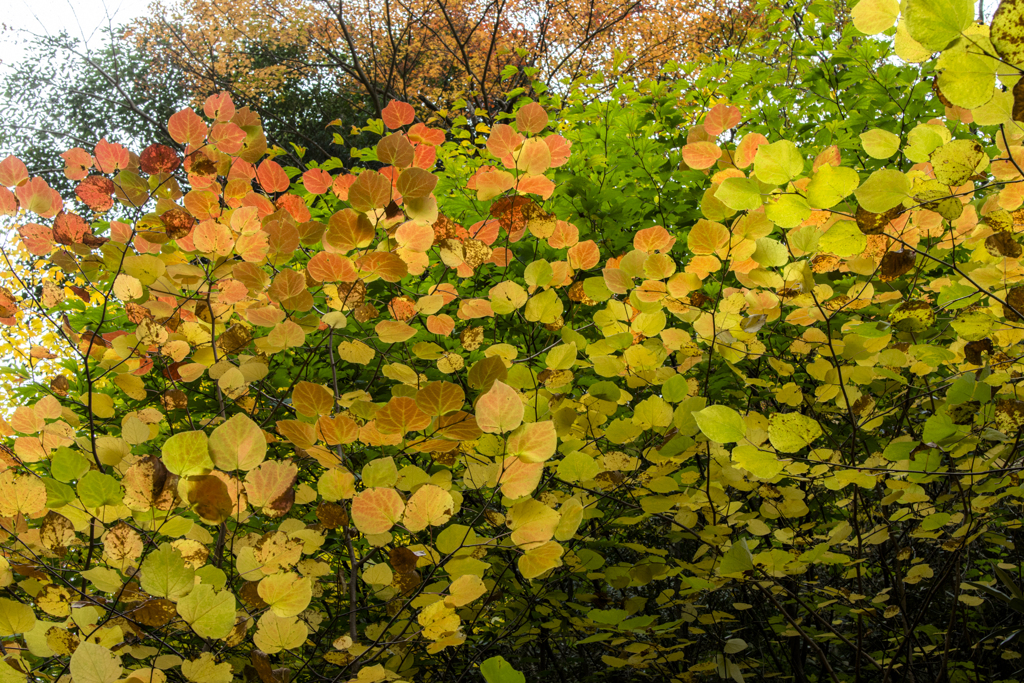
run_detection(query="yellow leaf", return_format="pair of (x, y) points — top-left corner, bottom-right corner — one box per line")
(258, 573), (312, 618)
(70, 642), (122, 683)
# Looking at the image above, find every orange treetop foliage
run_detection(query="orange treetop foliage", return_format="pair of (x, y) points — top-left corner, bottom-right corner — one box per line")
(129, 0), (755, 116)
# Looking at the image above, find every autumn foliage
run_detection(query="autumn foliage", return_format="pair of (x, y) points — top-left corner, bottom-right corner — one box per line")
(130, 0), (755, 117)
(5, 0), (1024, 681)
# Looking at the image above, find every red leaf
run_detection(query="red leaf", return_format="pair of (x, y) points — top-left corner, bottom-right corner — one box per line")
(53, 212), (89, 245)
(139, 144), (181, 175)
(382, 100), (415, 129)
(168, 107), (208, 146)
(76, 176), (115, 212)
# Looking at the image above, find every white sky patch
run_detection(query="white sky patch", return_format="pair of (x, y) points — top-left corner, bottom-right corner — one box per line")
(1, 0), (151, 70)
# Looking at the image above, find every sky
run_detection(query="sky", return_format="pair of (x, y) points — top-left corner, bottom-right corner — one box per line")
(0, 0), (151, 70)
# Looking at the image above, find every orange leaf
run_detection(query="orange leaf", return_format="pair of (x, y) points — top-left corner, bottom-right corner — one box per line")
(415, 381), (465, 417)
(516, 175), (555, 199)
(303, 168), (332, 195)
(244, 460), (298, 518)
(486, 124), (523, 162)
(292, 381), (334, 417)
(94, 139), (130, 173)
(377, 133), (415, 167)
(516, 102), (549, 135)
(204, 91), (236, 121)
(544, 135), (572, 167)
(382, 100), (415, 129)
(376, 396), (431, 435)
(324, 209), (375, 253)
(351, 487), (405, 534)
(16, 177), (61, 218)
(167, 107), (208, 146)
(735, 133), (768, 169)
(497, 456), (543, 499)
(358, 252), (408, 282)
(687, 220), (730, 255)
(634, 225), (676, 254)
(0, 155), (28, 187)
(60, 147), (93, 180)
(682, 142), (723, 170)
(256, 160), (290, 193)
(476, 381), (523, 434)
(506, 421), (557, 463)
(567, 240), (600, 270)
(349, 171), (393, 212)
(403, 484), (454, 532)
(307, 252), (358, 283)
(396, 168), (437, 198)
(375, 320), (417, 343)
(704, 103), (742, 137)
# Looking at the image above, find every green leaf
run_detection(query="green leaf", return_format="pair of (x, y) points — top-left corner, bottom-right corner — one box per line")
(715, 177), (762, 211)
(480, 656), (525, 683)
(753, 141), (804, 185)
(904, 0), (974, 51)
(806, 164), (859, 209)
(693, 405), (747, 443)
(768, 413), (823, 453)
(719, 539), (754, 576)
(819, 221), (868, 257)
(176, 583), (236, 640)
(860, 128), (901, 159)
(992, 0), (1024, 65)
(557, 451), (601, 482)
(852, 0), (900, 34)
(854, 169), (912, 213)
(43, 477), (76, 508)
(140, 543), (196, 600)
(161, 430), (213, 477)
(77, 471), (123, 508)
(765, 193), (812, 228)
(51, 447), (90, 483)
(923, 413), (957, 443)
(936, 47), (996, 109)
(930, 139), (986, 186)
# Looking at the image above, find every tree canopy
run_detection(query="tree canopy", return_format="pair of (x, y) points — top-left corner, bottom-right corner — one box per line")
(1, 0), (1024, 681)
